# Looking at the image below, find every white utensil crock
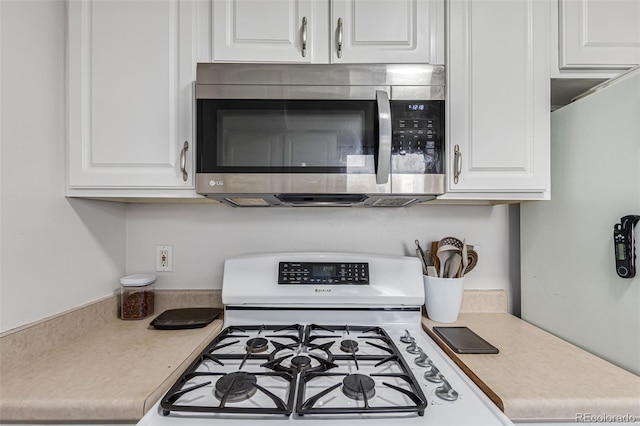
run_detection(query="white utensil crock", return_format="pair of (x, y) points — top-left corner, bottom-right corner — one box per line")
(423, 276), (464, 323)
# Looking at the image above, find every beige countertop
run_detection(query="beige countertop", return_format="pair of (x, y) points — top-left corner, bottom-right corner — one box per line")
(3, 291), (639, 423)
(422, 312), (640, 422)
(0, 293), (224, 423)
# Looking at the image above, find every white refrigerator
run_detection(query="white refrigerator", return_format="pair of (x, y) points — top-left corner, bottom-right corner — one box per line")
(520, 67), (640, 376)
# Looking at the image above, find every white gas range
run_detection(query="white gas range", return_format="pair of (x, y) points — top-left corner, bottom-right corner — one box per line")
(138, 252), (512, 426)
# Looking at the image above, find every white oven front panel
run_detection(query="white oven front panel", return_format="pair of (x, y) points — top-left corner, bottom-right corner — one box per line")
(221, 252), (424, 307)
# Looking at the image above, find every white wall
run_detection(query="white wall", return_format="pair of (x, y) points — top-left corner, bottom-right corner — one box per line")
(0, 0), (520, 333)
(0, 0), (127, 333)
(126, 203), (520, 311)
(521, 71), (640, 375)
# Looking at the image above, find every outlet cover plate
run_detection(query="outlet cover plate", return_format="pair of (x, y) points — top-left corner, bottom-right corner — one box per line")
(156, 245), (173, 272)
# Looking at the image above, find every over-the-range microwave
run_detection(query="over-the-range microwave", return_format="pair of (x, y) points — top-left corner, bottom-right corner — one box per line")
(195, 63), (445, 207)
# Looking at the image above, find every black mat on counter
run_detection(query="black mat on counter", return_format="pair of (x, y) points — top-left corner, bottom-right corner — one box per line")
(433, 326), (499, 354)
(150, 307), (222, 330)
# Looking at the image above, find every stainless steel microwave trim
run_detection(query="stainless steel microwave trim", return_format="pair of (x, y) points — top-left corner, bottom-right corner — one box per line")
(196, 63), (445, 88)
(392, 86), (444, 101)
(196, 173), (444, 199)
(196, 85), (393, 100)
(392, 174), (445, 194)
(218, 194), (436, 208)
(196, 85), (444, 101)
(196, 173), (392, 195)
(195, 63), (446, 207)
(376, 90), (392, 184)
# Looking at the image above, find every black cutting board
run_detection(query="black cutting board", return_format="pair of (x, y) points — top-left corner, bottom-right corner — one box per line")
(150, 308), (221, 330)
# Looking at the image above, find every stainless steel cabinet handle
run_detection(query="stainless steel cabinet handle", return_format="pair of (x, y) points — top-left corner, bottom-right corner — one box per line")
(301, 17), (307, 58)
(180, 141), (189, 182)
(337, 18), (343, 59)
(376, 90), (391, 185)
(453, 144), (462, 184)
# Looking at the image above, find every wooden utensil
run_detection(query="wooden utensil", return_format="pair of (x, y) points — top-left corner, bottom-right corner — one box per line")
(459, 238), (468, 278)
(465, 249), (479, 275)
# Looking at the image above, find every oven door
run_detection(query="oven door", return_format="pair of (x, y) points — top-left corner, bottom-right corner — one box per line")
(196, 90), (392, 199)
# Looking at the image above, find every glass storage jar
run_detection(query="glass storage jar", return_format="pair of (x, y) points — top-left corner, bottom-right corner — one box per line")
(120, 274), (156, 320)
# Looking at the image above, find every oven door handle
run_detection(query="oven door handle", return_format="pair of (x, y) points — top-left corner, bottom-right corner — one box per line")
(376, 90), (392, 185)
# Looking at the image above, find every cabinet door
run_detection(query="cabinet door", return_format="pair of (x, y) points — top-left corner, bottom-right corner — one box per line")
(213, 0), (314, 62)
(445, 0), (549, 198)
(331, 0), (444, 64)
(68, 0), (195, 189)
(559, 0), (640, 69)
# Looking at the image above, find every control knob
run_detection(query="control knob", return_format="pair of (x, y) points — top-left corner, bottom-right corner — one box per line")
(435, 376), (459, 401)
(406, 341), (422, 354)
(400, 330), (414, 344)
(423, 365), (443, 383)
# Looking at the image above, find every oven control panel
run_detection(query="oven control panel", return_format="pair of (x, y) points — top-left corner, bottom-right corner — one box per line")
(278, 262), (369, 285)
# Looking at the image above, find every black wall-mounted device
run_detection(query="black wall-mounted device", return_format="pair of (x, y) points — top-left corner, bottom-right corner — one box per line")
(614, 215), (639, 278)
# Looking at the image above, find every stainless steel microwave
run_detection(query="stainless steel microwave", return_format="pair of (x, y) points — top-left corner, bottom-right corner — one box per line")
(195, 63), (445, 207)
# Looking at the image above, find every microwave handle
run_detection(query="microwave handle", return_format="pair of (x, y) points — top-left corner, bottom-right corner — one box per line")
(376, 90), (392, 185)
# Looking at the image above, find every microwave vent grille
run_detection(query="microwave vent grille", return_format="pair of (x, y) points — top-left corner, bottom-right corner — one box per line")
(224, 198), (271, 207)
(371, 198), (418, 207)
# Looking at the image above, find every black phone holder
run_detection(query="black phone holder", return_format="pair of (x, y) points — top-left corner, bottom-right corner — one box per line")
(614, 215), (639, 278)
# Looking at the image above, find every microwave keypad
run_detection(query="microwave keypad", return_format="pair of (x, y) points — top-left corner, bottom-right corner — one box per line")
(390, 101), (443, 174)
(393, 120), (436, 154)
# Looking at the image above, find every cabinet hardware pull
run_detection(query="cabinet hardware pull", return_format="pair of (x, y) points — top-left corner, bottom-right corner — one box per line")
(180, 141), (189, 182)
(454, 144), (462, 184)
(337, 18), (343, 58)
(301, 17), (308, 57)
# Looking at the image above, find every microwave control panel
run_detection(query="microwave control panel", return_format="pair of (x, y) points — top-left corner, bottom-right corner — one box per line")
(390, 100), (444, 174)
(278, 262), (369, 285)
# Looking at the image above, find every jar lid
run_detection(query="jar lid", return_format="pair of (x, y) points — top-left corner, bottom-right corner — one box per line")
(120, 274), (156, 287)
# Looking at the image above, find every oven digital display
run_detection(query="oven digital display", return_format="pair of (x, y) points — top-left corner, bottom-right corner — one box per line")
(278, 262), (369, 285)
(313, 264), (337, 277)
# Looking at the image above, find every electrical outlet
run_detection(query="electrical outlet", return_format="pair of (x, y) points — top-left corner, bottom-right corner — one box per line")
(156, 245), (173, 272)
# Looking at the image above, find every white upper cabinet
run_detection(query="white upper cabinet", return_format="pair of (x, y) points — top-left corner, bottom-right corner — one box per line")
(330, 0), (443, 63)
(67, 0), (197, 195)
(558, 0), (640, 70)
(213, 0), (314, 63)
(442, 0), (550, 200)
(212, 0), (444, 64)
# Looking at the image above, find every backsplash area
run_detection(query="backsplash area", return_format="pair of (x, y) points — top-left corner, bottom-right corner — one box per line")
(126, 203), (520, 312)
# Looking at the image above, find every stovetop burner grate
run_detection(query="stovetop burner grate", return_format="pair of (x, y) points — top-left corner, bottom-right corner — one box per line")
(159, 323), (427, 418)
(297, 371), (426, 415)
(161, 371), (296, 416)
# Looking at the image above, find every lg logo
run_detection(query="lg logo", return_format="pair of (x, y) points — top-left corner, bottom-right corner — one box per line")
(209, 180), (224, 187)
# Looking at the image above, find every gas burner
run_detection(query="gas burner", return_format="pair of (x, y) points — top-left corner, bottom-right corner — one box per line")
(214, 371), (258, 402)
(246, 337), (269, 353)
(340, 339), (359, 353)
(290, 355), (312, 371)
(342, 374), (376, 401)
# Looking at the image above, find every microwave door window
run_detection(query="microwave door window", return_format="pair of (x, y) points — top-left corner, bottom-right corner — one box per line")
(285, 112), (367, 170)
(205, 100), (376, 174)
(218, 112), (287, 167)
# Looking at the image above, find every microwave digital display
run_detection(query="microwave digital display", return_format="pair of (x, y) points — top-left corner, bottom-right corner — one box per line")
(407, 104), (426, 111)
